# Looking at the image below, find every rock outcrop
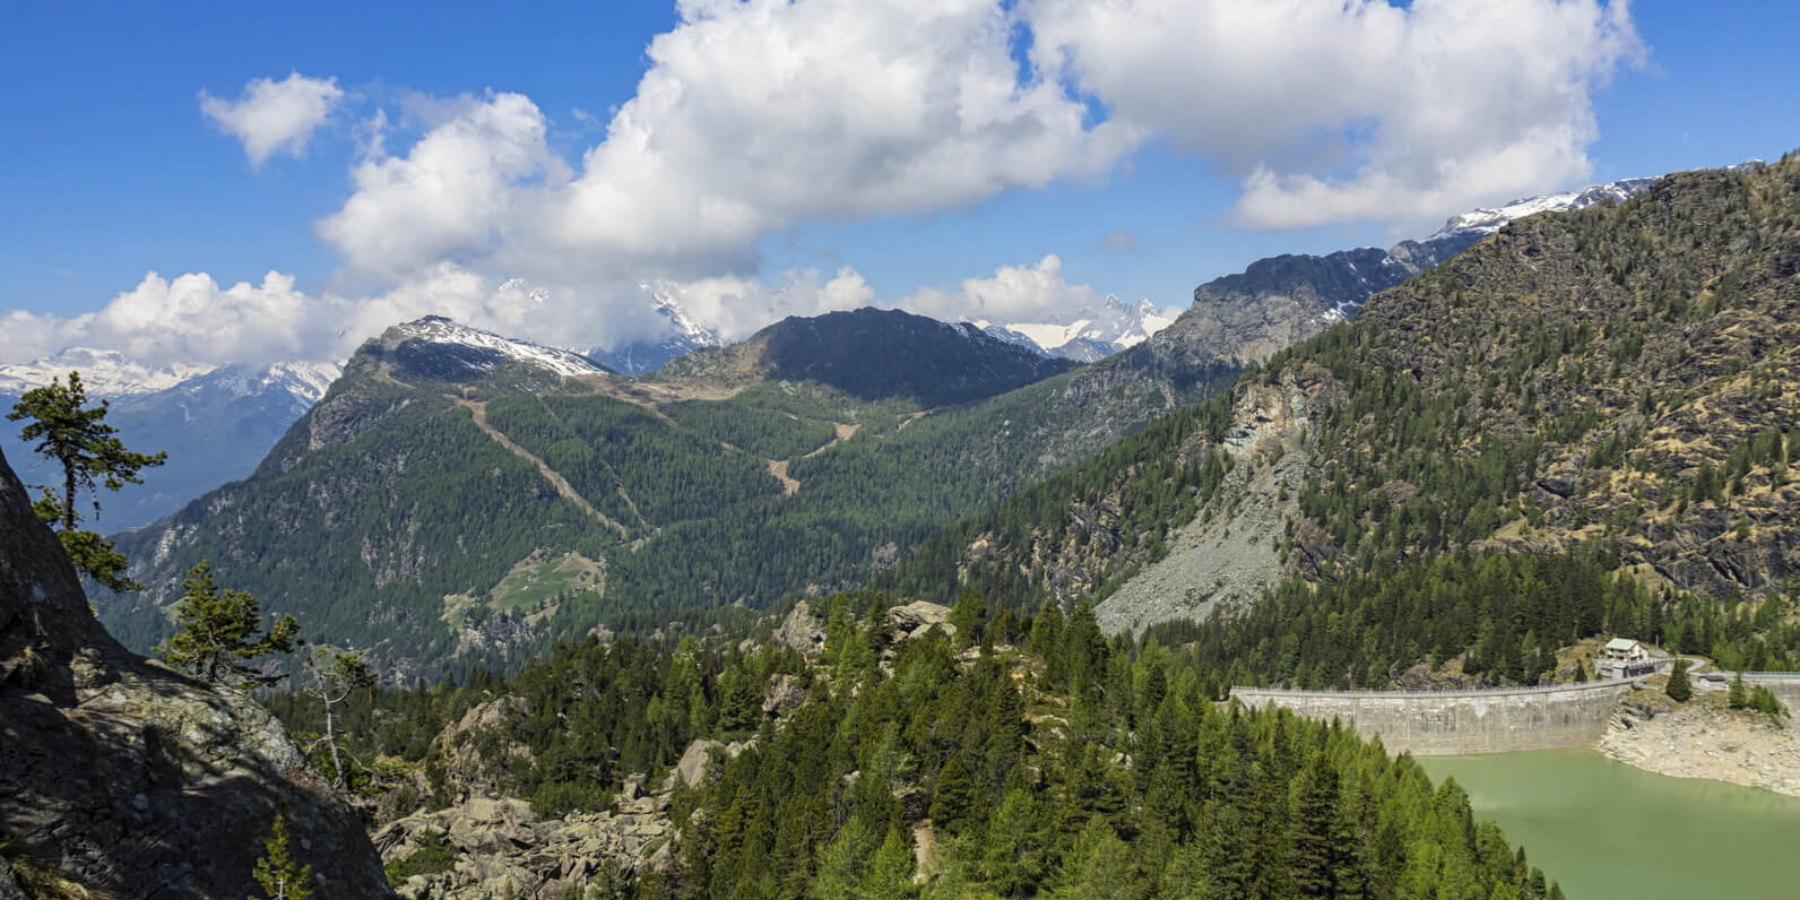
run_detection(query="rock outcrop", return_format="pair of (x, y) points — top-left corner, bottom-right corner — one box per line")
(774, 600), (824, 653)
(886, 601), (950, 633)
(0, 446), (394, 899)
(374, 790), (675, 900)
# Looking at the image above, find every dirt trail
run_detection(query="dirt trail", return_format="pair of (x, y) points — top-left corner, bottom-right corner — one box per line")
(803, 422), (860, 459)
(768, 459), (801, 496)
(452, 398), (631, 539)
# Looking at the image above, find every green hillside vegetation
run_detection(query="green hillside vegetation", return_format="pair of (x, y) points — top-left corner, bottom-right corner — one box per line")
(102, 397), (601, 660)
(896, 157), (1800, 633)
(103, 311), (1237, 677)
(1143, 553), (1800, 690)
(485, 395), (783, 529)
(884, 393), (1238, 609)
(269, 612), (1565, 900)
(661, 399), (838, 460)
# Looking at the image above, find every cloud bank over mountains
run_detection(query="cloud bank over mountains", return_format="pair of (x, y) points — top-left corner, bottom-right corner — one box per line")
(5, 0), (1642, 367)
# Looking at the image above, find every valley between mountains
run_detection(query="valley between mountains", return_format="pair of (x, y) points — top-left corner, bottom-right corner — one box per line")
(9, 158), (1800, 900)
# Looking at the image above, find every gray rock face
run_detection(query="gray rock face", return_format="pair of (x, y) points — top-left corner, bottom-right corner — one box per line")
(774, 600), (825, 653)
(677, 739), (726, 789)
(763, 674), (807, 718)
(374, 793), (674, 900)
(434, 696), (532, 803)
(0, 857), (24, 900)
(0, 446), (394, 899)
(886, 601), (950, 633)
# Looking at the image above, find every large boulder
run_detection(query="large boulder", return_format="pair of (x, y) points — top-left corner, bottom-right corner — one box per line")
(434, 695), (532, 803)
(0, 446), (394, 899)
(774, 600), (825, 653)
(762, 674), (806, 718)
(677, 739), (726, 789)
(887, 601), (951, 633)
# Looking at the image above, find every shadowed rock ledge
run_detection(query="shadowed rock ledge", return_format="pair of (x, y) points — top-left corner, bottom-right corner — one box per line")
(0, 445), (393, 899)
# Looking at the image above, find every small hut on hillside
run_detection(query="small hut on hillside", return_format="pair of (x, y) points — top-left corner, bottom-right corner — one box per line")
(1597, 638), (1659, 678)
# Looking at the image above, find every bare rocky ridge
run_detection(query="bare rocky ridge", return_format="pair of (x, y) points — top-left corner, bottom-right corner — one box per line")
(0, 446), (392, 899)
(969, 160), (1800, 637)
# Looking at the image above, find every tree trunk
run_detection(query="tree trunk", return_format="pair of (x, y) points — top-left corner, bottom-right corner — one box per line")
(325, 699), (345, 791)
(61, 455), (77, 532)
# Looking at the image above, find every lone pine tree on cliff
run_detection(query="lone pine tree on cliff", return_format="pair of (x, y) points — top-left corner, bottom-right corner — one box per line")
(155, 561), (298, 686)
(7, 370), (164, 592)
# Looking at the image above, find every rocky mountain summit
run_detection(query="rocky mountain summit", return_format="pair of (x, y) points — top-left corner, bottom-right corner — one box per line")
(0, 446), (392, 899)
(657, 307), (1075, 406)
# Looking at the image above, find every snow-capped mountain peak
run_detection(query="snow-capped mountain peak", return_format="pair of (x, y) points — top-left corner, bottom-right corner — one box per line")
(971, 294), (1180, 363)
(649, 285), (723, 347)
(586, 287), (727, 376)
(386, 315), (608, 378)
(1427, 176), (1658, 242)
(178, 361), (342, 405)
(0, 347), (219, 397)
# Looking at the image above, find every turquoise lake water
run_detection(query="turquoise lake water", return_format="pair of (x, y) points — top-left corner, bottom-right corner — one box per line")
(1421, 748), (1800, 899)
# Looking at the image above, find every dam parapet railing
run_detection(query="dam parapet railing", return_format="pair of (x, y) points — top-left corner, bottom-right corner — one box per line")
(1228, 678), (1642, 755)
(1228, 677), (1647, 702)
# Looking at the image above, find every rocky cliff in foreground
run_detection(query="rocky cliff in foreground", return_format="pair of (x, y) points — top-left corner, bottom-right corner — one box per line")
(0, 446), (392, 899)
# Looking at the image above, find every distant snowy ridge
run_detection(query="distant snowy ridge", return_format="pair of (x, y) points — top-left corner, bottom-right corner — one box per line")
(1427, 176), (1658, 241)
(387, 315), (608, 378)
(974, 295), (1178, 362)
(0, 348), (218, 397)
(177, 361), (341, 405)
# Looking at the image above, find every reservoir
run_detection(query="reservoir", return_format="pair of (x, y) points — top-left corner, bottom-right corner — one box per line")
(1422, 748), (1800, 899)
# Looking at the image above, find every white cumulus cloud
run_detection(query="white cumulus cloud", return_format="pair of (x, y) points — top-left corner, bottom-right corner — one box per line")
(13, 0), (1648, 368)
(902, 254), (1103, 324)
(200, 71), (346, 168)
(1026, 0), (1642, 229)
(316, 92), (565, 281)
(316, 0), (1137, 289)
(645, 266), (878, 343)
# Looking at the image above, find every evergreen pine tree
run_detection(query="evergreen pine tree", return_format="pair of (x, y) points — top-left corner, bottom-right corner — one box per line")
(982, 787), (1047, 898)
(1665, 659), (1692, 702)
(928, 755), (974, 834)
(949, 588), (986, 650)
(154, 561), (299, 686)
(1729, 671), (1750, 708)
(7, 370), (165, 591)
(251, 811), (314, 900)
(863, 825), (916, 900)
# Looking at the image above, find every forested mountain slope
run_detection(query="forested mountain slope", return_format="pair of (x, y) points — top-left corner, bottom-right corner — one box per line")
(894, 157), (1800, 636)
(99, 312), (1150, 679)
(658, 307), (1075, 405)
(99, 165), (1683, 679)
(268, 600), (1567, 900)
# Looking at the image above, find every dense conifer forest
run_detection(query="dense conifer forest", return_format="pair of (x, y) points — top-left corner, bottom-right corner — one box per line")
(270, 611), (1565, 900)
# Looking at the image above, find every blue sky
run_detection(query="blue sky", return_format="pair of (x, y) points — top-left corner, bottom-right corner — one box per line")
(3, 0), (1795, 365)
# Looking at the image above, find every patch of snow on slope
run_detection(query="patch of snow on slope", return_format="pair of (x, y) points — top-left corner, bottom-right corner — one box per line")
(391, 316), (607, 378)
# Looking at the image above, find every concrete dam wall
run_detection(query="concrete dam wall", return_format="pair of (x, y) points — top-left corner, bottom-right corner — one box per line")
(1231, 680), (1640, 756)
